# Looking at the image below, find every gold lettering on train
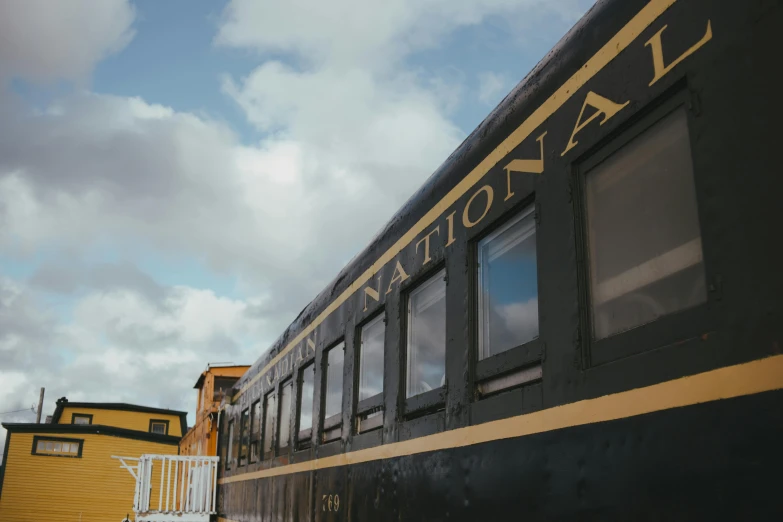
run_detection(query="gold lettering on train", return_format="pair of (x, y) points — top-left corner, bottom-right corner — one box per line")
(386, 260), (410, 295)
(362, 275), (383, 312)
(445, 211), (456, 247)
(504, 131), (548, 201)
(561, 91), (629, 155)
(415, 226), (440, 265)
(646, 20), (712, 86)
(463, 185), (494, 228)
(230, 4), (721, 403)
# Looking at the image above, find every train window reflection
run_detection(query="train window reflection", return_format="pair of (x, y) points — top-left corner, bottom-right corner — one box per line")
(478, 206), (539, 360)
(298, 363), (315, 436)
(262, 391), (276, 457)
(239, 408), (249, 465)
(227, 420), (235, 469)
(359, 314), (385, 402)
(249, 400), (261, 462)
(585, 108), (706, 339)
(278, 380), (292, 450)
(324, 342), (345, 421)
(406, 269), (447, 398)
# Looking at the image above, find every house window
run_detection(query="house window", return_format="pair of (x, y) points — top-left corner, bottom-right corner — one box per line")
(584, 108), (706, 340)
(32, 436), (83, 458)
(71, 413), (93, 425)
(238, 408), (249, 465)
(262, 391), (276, 458)
(477, 205), (539, 360)
(149, 420), (169, 435)
(358, 314), (385, 402)
(406, 269), (447, 398)
(298, 363), (315, 446)
(249, 400), (261, 462)
(278, 380), (293, 450)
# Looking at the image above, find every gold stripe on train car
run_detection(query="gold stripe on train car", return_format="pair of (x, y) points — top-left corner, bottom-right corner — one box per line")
(219, 354), (783, 485)
(232, 0), (684, 403)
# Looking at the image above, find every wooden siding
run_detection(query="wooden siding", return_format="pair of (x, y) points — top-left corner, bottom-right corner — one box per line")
(0, 432), (178, 522)
(58, 407), (184, 436)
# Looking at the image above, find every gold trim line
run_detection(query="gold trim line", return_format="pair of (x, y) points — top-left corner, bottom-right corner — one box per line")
(220, 354), (783, 485)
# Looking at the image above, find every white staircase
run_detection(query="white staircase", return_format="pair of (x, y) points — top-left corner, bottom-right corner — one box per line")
(114, 454), (220, 522)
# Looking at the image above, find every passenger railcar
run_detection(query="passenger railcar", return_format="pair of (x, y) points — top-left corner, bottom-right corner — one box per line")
(216, 0), (783, 520)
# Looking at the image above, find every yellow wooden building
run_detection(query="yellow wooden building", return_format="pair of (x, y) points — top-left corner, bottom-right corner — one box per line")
(0, 397), (187, 522)
(180, 364), (248, 457)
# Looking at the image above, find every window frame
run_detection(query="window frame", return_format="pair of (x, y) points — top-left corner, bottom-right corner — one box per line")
(321, 340), (345, 443)
(402, 265), (448, 416)
(262, 390), (277, 461)
(249, 399), (261, 463)
(149, 419), (170, 436)
(218, 413), (226, 467)
(471, 201), (545, 394)
(31, 436), (83, 458)
(71, 413), (93, 425)
(238, 408), (250, 466)
(476, 203), (541, 361)
(213, 377), (239, 401)
(296, 362), (315, 450)
(354, 310), (386, 427)
(278, 379), (293, 452)
(226, 419), (235, 470)
(574, 92), (714, 367)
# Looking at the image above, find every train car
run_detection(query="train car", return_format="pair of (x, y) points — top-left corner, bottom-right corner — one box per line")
(216, 0), (783, 520)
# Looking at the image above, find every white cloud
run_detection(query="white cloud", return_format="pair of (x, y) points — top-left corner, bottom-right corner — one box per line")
(0, 0), (136, 84)
(478, 71), (508, 105)
(215, 0), (567, 69)
(0, 275), (268, 453)
(496, 297), (539, 344)
(0, 0), (593, 459)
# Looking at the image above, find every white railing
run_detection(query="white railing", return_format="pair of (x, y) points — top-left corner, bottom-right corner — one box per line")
(113, 454), (220, 522)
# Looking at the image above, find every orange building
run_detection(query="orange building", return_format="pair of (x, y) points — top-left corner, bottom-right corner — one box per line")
(180, 364), (249, 456)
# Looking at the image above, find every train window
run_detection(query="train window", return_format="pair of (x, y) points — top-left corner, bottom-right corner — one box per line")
(249, 399), (261, 462)
(214, 377), (238, 401)
(358, 314), (385, 402)
(219, 416), (227, 465)
(406, 269), (447, 398)
(322, 342), (345, 442)
(477, 205), (539, 360)
(262, 391), (276, 458)
(584, 108), (706, 340)
(278, 380), (293, 450)
(297, 362), (315, 447)
(226, 419), (235, 470)
(238, 408), (249, 465)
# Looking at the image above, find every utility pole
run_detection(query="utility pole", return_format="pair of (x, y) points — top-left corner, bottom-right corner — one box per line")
(36, 387), (45, 423)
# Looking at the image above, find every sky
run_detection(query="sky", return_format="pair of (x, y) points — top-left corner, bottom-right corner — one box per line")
(0, 0), (594, 454)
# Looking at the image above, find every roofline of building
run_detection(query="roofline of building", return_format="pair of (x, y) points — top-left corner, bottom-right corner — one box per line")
(0, 428), (10, 501)
(51, 399), (188, 436)
(193, 365), (250, 390)
(1, 422), (183, 446)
